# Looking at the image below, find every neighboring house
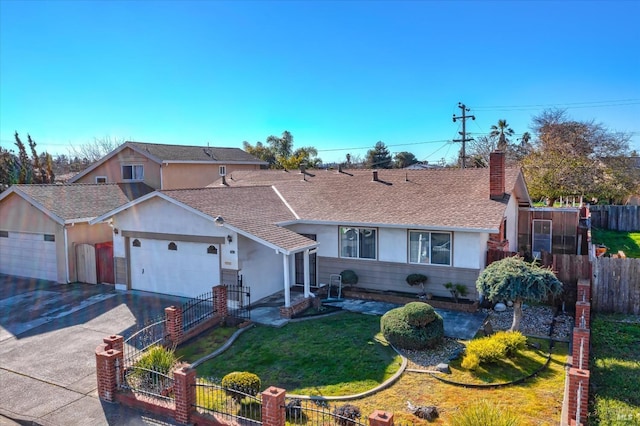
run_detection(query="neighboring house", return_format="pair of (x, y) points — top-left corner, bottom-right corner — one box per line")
(91, 151), (531, 304)
(0, 183), (153, 283)
(67, 141), (268, 190)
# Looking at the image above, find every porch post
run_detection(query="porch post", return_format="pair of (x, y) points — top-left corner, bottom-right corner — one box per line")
(283, 253), (291, 307)
(303, 249), (310, 298)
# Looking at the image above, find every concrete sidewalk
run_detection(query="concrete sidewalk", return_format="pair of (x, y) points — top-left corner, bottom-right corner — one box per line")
(0, 275), (185, 426)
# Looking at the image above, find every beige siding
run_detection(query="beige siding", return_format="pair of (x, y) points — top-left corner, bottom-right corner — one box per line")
(318, 256), (481, 300)
(161, 163), (261, 190)
(66, 222), (112, 282)
(74, 147), (161, 188)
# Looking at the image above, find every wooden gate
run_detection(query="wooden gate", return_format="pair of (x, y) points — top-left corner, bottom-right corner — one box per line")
(76, 243), (97, 284)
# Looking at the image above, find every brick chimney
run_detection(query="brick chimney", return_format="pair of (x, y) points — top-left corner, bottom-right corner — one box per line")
(489, 151), (505, 200)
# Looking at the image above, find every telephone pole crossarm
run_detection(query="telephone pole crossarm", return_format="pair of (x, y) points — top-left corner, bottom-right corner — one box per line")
(452, 102), (476, 169)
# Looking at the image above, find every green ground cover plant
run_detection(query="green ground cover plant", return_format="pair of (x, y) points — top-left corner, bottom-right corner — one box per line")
(591, 228), (640, 258)
(589, 314), (640, 425)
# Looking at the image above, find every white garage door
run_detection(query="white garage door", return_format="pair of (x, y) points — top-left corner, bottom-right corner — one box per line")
(130, 238), (220, 298)
(0, 231), (57, 281)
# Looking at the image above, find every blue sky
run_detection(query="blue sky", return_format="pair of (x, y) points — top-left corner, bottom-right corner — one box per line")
(1, 0), (639, 164)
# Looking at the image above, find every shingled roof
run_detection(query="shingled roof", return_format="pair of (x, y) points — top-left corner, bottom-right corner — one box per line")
(12, 183), (154, 222)
(126, 141), (266, 163)
(211, 168), (529, 232)
(163, 186), (316, 253)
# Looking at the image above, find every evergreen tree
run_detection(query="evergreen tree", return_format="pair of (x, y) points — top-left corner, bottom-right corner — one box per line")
(366, 141), (393, 169)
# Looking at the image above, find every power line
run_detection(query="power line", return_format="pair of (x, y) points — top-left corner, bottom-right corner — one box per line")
(471, 99), (640, 112)
(452, 102), (475, 169)
(316, 139), (451, 153)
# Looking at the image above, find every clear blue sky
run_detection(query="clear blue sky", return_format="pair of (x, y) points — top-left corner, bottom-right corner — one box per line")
(1, 0), (639, 164)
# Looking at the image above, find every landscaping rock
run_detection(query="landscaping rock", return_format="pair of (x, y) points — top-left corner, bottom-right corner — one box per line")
(407, 402), (439, 421)
(494, 302), (507, 312)
(434, 363), (451, 374)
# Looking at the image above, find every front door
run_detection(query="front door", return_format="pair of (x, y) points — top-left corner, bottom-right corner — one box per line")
(295, 234), (317, 287)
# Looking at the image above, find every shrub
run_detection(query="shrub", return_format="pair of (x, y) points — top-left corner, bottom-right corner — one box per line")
(381, 303), (444, 350)
(131, 345), (179, 392)
(492, 331), (526, 356)
(340, 270), (358, 285)
(406, 273), (428, 294)
(444, 282), (468, 303)
(449, 400), (520, 426)
(464, 336), (507, 365)
(221, 371), (261, 402)
(333, 404), (361, 426)
(461, 352), (480, 370)
(285, 398), (303, 421)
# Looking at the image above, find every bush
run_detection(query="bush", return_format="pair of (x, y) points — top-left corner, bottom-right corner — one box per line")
(492, 331), (526, 356)
(461, 352), (480, 370)
(221, 371), (261, 402)
(406, 273), (428, 286)
(464, 336), (507, 365)
(340, 270), (358, 285)
(449, 400), (520, 426)
(131, 345), (179, 392)
(381, 303), (444, 350)
(333, 404), (361, 426)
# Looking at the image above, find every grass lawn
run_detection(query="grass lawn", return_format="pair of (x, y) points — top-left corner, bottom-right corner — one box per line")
(591, 228), (640, 258)
(588, 314), (640, 425)
(177, 312), (568, 425)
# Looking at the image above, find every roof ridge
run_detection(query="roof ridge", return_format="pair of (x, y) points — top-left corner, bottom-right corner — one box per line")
(126, 141), (243, 150)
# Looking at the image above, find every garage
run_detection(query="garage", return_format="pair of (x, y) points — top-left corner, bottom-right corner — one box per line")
(0, 231), (58, 281)
(129, 237), (220, 298)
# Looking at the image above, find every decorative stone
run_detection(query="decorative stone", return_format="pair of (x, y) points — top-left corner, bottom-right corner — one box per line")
(506, 300), (514, 307)
(434, 363), (451, 374)
(494, 302), (507, 312)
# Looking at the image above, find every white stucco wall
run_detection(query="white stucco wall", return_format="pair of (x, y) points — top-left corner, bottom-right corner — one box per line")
(285, 223), (338, 257)
(505, 195), (518, 253)
(238, 235), (284, 303)
(453, 231), (485, 269)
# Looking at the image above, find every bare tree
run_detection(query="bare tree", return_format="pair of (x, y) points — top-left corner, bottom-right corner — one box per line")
(68, 136), (124, 163)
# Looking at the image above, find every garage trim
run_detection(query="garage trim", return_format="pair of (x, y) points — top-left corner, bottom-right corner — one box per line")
(121, 231), (225, 244)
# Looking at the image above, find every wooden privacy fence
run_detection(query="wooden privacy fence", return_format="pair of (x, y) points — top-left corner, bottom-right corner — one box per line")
(592, 257), (640, 315)
(590, 205), (640, 231)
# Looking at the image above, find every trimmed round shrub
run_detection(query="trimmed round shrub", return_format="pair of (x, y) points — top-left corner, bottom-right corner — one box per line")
(381, 303), (444, 350)
(465, 336), (507, 364)
(340, 270), (358, 285)
(461, 352), (480, 370)
(402, 301), (439, 327)
(221, 371), (261, 402)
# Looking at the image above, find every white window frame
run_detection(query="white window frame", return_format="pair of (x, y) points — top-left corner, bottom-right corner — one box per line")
(339, 227), (377, 260)
(408, 230), (452, 266)
(122, 164), (144, 181)
(95, 176), (107, 184)
(219, 165), (227, 176)
(532, 219), (552, 258)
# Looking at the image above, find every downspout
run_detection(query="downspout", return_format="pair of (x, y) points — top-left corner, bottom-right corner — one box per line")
(160, 162), (165, 189)
(63, 225), (70, 283)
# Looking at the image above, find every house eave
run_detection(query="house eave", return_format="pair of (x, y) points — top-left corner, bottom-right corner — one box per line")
(162, 160), (269, 165)
(277, 219), (499, 234)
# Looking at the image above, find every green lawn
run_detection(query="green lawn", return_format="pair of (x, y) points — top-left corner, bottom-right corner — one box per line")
(591, 228), (640, 258)
(589, 314), (640, 425)
(177, 311), (403, 396)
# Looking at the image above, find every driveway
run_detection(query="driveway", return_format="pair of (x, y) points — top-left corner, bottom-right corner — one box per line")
(0, 274), (188, 425)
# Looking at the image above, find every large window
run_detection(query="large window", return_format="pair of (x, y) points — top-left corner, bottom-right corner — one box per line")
(409, 231), (451, 266)
(122, 164), (144, 181)
(532, 219), (552, 258)
(340, 227), (376, 259)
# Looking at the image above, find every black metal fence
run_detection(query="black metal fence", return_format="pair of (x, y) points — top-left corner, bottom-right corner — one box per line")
(193, 378), (262, 424)
(119, 362), (175, 402)
(284, 397), (367, 426)
(122, 316), (169, 368)
(182, 291), (217, 332)
(227, 283), (251, 321)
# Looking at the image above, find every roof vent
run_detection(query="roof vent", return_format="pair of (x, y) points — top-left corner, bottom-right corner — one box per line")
(221, 175), (228, 186)
(372, 170), (379, 181)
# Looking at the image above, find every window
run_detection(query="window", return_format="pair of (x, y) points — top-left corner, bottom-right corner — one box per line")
(532, 219), (552, 258)
(219, 165), (227, 176)
(207, 245), (218, 254)
(132, 239), (141, 247)
(44, 234), (55, 242)
(168, 242), (177, 251)
(0, 231), (8, 238)
(95, 176), (107, 183)
(122, 165), (144, 181)
(340, 227), (376, 259)
(409, 231), (451, 266)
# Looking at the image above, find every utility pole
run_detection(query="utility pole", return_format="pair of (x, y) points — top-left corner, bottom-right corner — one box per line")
(452, 102), (475, 168)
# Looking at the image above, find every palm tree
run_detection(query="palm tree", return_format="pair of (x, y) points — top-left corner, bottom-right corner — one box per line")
(490, 119), (515, 151)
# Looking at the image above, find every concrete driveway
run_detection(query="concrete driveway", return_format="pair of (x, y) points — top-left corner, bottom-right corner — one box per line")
(0, 274), (188, 425)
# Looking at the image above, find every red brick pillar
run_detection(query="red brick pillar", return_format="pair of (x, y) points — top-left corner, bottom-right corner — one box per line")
(572, 328), (590, 370)
(95, 343), (123, 402)
(165, 306), (183, 345)
(567, 368), (590, 425)
(173, 366), (196, 424)
(261, 386), (286, 426)
(575, 302), (591, 329)
(213, 285), (228, 319)
(369, 410), (394, 426)
(577, 279), (591, 303)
